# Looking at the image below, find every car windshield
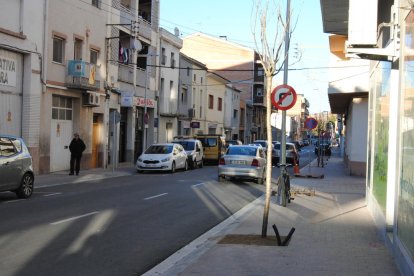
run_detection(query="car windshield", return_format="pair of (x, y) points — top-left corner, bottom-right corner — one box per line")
(254, 141), (267, 147)
(274, 144), (295, 150)
(145, 145), (173, 154)
(199, 138), (217, 147)
(227, 146), (257, 156)
(173, 141), (195, 150)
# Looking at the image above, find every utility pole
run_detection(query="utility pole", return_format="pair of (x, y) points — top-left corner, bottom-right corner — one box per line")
(280, 0), (291, 206)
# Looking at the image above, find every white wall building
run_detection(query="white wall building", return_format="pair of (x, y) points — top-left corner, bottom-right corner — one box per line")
(0, 0), (45, 173)
(157, 28), (182, 142)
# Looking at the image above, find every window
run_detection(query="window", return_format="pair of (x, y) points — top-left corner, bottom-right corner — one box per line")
(92, 0), (100, 8)
(186, 66), (190, 76)
(200, 77), (203, 84)
(161, 48), (166, 65)
(53, 36), (64, 63)
(209, 95), (214, 109)
(193, 74), (196, 82)
(74, 38), (83, 60)
(257, 87), (263, 97)
(181, 88), (187, 103)
(0, 138), (17, 157)
(233, 109), (238, 119)
(90, 49), (99, 64)
(170, 52), (175, 68)
(52, 95), (72, 120)
(218, 97), (222, 111)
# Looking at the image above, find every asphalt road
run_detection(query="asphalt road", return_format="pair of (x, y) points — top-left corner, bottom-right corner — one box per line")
(0, 166), (269, 276)
(0, 145), (317, 276)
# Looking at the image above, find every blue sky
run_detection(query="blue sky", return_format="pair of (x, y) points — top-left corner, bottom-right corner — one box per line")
(160, 0), (331, 114)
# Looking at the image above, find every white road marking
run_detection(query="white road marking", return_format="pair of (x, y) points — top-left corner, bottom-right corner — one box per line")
(50, 211), (100, 225)
(43, 193), (62, 197)
(3, 199), (26, 204)
(144, 193), (168, 200)
(192, 183), (205, 187)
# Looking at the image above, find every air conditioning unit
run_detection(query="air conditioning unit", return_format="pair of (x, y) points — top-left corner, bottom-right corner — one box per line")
(83, 91), (101, 107)
(188, 108), (195, 118)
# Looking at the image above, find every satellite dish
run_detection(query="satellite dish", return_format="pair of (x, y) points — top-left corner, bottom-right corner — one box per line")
(131, 38), (142, 52)
(174, 27), (180, 37)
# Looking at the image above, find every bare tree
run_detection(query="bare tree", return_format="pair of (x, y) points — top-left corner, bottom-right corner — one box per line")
(251, 0), (294, 237)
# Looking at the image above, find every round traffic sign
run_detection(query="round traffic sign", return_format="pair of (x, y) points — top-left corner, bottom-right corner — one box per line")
(304, 117), (318, 130)
(271, 84), (297, 110)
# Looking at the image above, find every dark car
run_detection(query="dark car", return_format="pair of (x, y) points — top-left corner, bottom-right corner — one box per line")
(0, 135), (35, 198)
(315, 141), (331, 156)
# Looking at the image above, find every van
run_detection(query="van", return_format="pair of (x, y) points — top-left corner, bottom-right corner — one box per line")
(194, 134), (226, 164)
(172, 137), (204, 169)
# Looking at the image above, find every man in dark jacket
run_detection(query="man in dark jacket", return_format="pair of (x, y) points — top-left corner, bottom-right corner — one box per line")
(69, 133), (86, 175)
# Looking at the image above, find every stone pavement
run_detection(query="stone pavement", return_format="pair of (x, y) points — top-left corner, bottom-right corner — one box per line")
(143, 150), (401, 276)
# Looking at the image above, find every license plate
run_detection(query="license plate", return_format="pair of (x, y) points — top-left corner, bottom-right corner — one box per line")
(146, 164), (156, 167)
(231, 160), (245, 165)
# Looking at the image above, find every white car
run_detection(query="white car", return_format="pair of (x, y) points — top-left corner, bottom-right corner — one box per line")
(172, 139), (204, 169)
(136, 143), (188, 173)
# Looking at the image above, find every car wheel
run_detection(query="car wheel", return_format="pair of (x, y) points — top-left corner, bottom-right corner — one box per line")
(170, 162), (176, 173)
(199, 159), (204, 168)
(15, 173), (34, 199)
(191, 158), (197, 169)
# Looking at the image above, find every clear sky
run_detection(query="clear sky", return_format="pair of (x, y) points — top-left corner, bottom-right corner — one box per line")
(160, 0), (331, 115)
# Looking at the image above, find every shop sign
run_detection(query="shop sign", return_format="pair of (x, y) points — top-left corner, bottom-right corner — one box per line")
(135, 97), (155, 108)
(0, 56), (17, 87)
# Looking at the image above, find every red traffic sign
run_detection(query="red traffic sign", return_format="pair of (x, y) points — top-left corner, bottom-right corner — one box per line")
(271, 84), (297, 110)
(304, 117), (318, 130)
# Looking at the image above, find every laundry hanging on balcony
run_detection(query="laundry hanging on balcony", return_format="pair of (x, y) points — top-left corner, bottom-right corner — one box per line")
(119, 46), (130, 64)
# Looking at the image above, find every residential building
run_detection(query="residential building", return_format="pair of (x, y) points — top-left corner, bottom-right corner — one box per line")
(320, 0), (413, 274)
(286, 94), (310, 141)
(181, 33), (265, 143)
(223, 85), (241, 140)
(178, 53), (208, 136)
(0, 0), (45, 174)
(111, 0), (159, 162)
(205, 72), (227, 135)
(157, 28), (182, 143)
(42, 0), (109, 173)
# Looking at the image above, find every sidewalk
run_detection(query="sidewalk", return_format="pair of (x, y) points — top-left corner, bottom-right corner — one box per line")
(144, 149), (401, 276)
(35, 162), (137, 188)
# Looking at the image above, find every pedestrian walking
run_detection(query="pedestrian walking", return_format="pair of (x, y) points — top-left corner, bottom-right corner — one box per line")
(69, 133), (86, 175)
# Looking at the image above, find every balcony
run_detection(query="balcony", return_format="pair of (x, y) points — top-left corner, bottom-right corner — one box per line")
(113, 0), (152, 41)
(65, 60), (100, 91)
(118, 64), (147, 87)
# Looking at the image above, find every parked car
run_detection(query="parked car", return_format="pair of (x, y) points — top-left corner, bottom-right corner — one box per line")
(225, 140), (243, 147)
(273, 142), (300, 166)
(253, 140), (278, 164)
(0, 135), (34, 198)
(136, 143), (188, 173)
(195, 134), (226, 164)
(172, 138), (204, 169)
(218, 145), (267, 184)
(315, 141), (332, 156)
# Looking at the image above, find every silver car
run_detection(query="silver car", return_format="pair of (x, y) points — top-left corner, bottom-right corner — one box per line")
(0, 135), (34, 198)
(218, 145), (267, 184)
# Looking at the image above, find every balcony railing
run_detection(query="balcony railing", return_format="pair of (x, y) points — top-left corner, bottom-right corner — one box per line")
(65, 60), (100, 91)
(118, 64), (147, 87)
(113, 0), (152, 41)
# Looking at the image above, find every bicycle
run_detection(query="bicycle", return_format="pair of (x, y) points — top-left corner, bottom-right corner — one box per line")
(277, 163), (292, 207)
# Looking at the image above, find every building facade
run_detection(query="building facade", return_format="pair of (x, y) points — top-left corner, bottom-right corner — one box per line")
(157, 28), (182, 143)
(0, 0), (44, 174)
(181, 33), (265, 143)
(320, 0), (414, 274)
